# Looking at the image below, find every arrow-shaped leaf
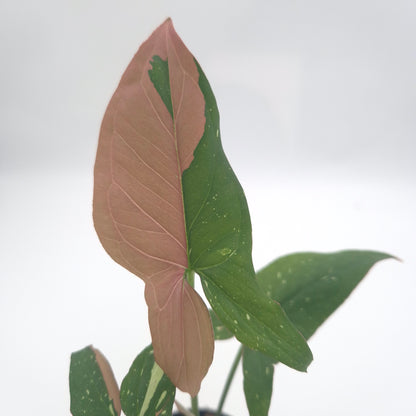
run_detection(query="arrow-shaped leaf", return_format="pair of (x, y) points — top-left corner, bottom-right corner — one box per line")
(93, 18), (312, 395)
(242, 250), (393, 416)
(120, 345), (175, 416)
(93, 19), (213, 396)
(69, 346), (121, 416)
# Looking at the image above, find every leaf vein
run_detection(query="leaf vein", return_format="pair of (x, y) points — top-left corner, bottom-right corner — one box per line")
(114, 130), (180, 193)
(111, 181), (186, 253)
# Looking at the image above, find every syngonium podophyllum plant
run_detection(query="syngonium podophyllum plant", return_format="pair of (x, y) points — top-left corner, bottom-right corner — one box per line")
(69, 19), (394, 416)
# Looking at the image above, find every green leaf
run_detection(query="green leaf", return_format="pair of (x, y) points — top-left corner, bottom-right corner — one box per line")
(209, 309), (233, 340)
(243, 348), (274, 416)
(69, 346), (121, 416)
(257, 250), (393, 339)
(182, 61), (312, 372)
(242, 250), (393, 416)
(120, 345), (175, 416)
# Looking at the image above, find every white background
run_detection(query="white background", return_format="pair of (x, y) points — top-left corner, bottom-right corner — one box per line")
(1, 1), (415, 414)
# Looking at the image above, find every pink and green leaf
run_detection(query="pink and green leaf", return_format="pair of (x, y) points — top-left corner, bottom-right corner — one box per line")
(93, 19), (213, 396)
(69, 346), (121, 416)
(93, 18), (312, 395)
(120, 344), (175, 416)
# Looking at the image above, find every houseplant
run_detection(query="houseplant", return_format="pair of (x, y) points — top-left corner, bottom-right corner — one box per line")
(69, 18), (393, 416)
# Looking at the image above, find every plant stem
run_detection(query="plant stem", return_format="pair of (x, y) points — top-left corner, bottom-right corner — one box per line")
(175, 400), (196, 416)
(191, 395), (199, 415)
(216, 344), (243, 416)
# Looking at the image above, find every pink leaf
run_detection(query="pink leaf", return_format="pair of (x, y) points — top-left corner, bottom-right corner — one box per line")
(93, 19), (214, 396)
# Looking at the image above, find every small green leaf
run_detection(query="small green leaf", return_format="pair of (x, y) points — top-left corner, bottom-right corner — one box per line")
(257, 250), (394, 339)
(69, 346), (121, 416)
(120, 345), (175, 416)
(243, 348), (274, 416)
(242, 250), (393, 416)
(209, 309), (233, 340)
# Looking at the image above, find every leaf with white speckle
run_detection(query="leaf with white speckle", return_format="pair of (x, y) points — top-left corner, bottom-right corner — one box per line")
(242, 250), (394, 416)
(243, 347), (274, 416)
(69, 346), (121, 416)
(209, 309), (233, 340)
(191, 64), (312, 371)
(120, 345), (175, 416)
(257, 250), (394, 340)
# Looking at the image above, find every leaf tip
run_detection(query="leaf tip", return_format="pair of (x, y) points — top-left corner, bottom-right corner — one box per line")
(297, 347), (314, 373)
(91, 347), (122, 416)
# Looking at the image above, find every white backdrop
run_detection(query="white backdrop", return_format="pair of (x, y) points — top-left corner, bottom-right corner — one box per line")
(1, 1), (415, 414)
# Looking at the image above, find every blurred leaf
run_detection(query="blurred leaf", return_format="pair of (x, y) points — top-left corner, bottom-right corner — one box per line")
(209, 309), (233, 340)
(242, 250), (393, 415)
(120, 345), (175, 416)
(69, 346), (121, 416)
(257, 250), (394, 339)
(243, 348), (274, 416)
(208, 251), (393, 414)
